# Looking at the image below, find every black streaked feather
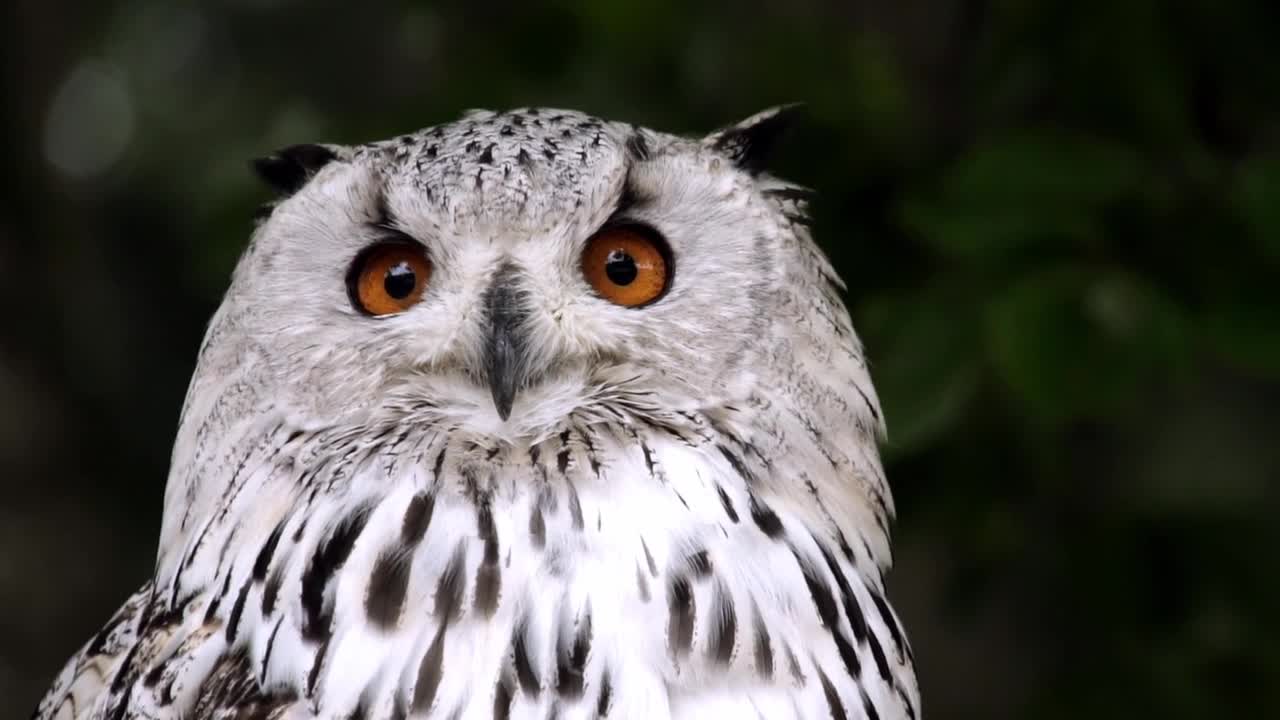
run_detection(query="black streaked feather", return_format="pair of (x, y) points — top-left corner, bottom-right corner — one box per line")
(817, 664), (847, 720)
(301, 504), (373, 641)
(251, 144), (337, 195)
(711, 104), (803, 175)
(512, 618), (541, 696)
(555, 605), (593, 699)
(412, 625), (448, 712)
(366, 549), (411, 630)
(708, 585), (737, 665)
(401, 492), (435, 544)
(667, 575), (695, 656)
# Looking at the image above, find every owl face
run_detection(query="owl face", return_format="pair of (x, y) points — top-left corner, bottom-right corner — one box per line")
(223, 108), (810, 441)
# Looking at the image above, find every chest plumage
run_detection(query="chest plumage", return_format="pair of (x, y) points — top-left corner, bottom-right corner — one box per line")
(35, 107), (919, 720)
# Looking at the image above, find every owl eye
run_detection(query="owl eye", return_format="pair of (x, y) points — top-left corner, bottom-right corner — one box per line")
(581, 224), (672, 307)
(347, 240), (432, 316)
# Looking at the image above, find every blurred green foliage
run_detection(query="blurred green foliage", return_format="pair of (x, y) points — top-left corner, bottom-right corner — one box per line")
(3, 0), (1278, 717)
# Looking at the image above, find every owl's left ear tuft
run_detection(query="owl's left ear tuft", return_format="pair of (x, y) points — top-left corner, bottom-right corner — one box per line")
(708, 104), (804, 175)
(251, 143), (339, 196)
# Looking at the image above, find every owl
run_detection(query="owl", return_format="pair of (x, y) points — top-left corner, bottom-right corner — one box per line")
(34, 106), (920, 720)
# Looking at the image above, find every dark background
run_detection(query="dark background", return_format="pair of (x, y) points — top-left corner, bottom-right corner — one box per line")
(3, 0), (1278, 716)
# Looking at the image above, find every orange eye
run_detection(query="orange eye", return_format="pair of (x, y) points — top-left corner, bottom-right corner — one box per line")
(347, 241), (432, 316)
(581, 224), (672, 307)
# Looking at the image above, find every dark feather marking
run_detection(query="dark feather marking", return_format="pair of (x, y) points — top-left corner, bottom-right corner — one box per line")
(192, 649), (300, 716)
(786, 644), (805, 684)
(402, 492), (435, 544)
(639, 440), (656, 477)
(715, 484), (740, 523)
(640, 537), (658, 576)
(869, 585), (907, 656)
(475, 501), (502, 617)
(513, 618), (540, 695)
(717, 444), (754, 483)
(835, 529), (855, 563)
(301, 504), (374, 641)
(816, 664), (847, 720)
(862, 688), (882, 720)
(713, 104), (802, 175)
(260, 616), (284, 681)
(556, 429), (572, 473)
(252, 143), (337, 195)
(783, 211), (812, 227)
(142, 657), (167, 688)
(753, 612), (774, 678)
(580, 428), (602, 477)
(433, 445), (448, 481)
(205, 571), (234, 623)
(494, 674), (513, 720)
(708, 585), (737, 664)
(436, 542), (468, 622)
(412, 625), (448, 712)
(636, 563), (650, 602)
(689, 549), (712, 578)
(106, 639), (142, 700)
(762, 186), (817, 201)
(795, 543), (862, 679)
(567, 481), (584, 530)
(667, 576), (695, 656)
(86, 605), (128, 656)
(366, 549), (411, 630)
(625, 132), (650, 161)
(252, 519), (288, 582)
(898, 687), (919, 720)
(816, 541), (868, 646)
(596, 668), (612, 717)
(748, 493), (785, 538)
(389, 694), (408, 720)
(853, 382), (881, 422)
(530, 504), (546, 548)
(292, 513), (309, 543)
(793, 546), (837, 628)
(555, 604), (593, 698)
(306, 636), (331, 697)
(867, 623), (892, 683)
(226, 577), (252, 642)
(814, 537), (886, 680)
(261, 564), (285, 616)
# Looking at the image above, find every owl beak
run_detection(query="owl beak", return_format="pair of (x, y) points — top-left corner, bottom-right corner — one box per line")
(483, 272), (529, 422)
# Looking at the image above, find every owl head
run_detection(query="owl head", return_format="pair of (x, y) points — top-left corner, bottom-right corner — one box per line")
(198, 106), (879, 448)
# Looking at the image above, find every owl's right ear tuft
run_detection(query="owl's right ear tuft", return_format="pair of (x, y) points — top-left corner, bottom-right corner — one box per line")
(251, 144), (339, 196)
(707, 104), (804, 175)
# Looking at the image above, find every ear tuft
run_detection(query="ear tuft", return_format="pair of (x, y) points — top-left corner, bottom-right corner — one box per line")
(251, 144), (339, 195)
(708, 104), (804, 175)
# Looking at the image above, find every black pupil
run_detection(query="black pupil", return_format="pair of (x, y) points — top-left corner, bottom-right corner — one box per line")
(384, 261), (417, 299)
(604, 250), (638, 285)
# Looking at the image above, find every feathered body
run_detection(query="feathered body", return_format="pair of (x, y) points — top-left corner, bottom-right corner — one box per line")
(35, 107), (920, 719)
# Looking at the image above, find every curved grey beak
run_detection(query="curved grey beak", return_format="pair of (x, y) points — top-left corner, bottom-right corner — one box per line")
(483, 267), (530, 421)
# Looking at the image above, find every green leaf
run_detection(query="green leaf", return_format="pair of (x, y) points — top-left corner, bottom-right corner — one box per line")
(858, 292), (982, 457)
(943, 132), (1144, 208)
(1199, 295), (1280, 380)
(1234, 157), (1280, 262)
(985, 267), (1188, 422)
(902, 131), (1144, 258)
